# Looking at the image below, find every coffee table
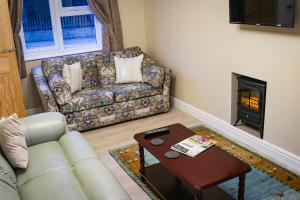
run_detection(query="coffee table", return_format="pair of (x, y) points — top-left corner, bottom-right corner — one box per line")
(134, 123), (251, 200)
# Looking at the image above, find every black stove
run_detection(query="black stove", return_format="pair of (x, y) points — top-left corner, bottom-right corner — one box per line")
(234, 76), (267, 139)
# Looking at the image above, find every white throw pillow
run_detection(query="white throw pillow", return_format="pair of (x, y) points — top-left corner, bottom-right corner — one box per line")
(0, 114), (28, 169)
(63, 62), (82, 94)
(114, 54), (144, 84)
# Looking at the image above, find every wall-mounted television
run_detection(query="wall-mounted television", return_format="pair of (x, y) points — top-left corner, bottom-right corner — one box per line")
(229, 0), (295, 27)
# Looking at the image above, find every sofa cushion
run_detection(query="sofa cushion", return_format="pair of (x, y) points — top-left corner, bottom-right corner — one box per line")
(15, 141), (87, 200)
(59, 88), (114, 113)
(143, 64), (165, 88)
(42, 54), (98, 89)
(80, 55), (99, 89)
(73, 159), (130, 200)
(58, 131), (97, 165)
(18, 168), (87, 200)
(104, 83), (162, 103)
(16, 142), (70, 186)
(20, 112), (67, 147)
(0, 152), (20, 200)
(48, 72), (72, 105)
(43, 56), (80, 78)
(0, 182), (21, 200)
(96, 53), (115, 86)
(114, 54), (144, 84)
(111, 46), (142, 58)
(16, 131), (129, 200)
(97, 47), (142, 86)
(0, 114), (28, 169)
(63, 62), (83, 94)
(59, 132), (130, 200)
(142, 53), (157, 67)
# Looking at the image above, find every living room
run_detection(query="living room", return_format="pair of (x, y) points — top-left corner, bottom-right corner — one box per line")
(0, 0), (300, 199)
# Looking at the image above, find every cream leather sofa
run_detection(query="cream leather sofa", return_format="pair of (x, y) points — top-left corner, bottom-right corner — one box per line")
(0, 112), (129, 200)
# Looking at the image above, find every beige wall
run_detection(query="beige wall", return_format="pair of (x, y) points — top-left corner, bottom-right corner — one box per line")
(118, 0), (146, 50)
(144, 0), (300, 156)
(21, 0), (300, 156)
(21, 0), (147, 110)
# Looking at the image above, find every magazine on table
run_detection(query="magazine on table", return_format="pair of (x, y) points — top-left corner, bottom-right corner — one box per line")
(171, 134), (217, 157)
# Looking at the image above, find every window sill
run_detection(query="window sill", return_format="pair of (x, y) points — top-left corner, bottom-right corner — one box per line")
(24, 46), (102, 62)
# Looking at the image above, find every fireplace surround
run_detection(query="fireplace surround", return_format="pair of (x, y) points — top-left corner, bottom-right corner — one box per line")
(234, 76), (267, 139)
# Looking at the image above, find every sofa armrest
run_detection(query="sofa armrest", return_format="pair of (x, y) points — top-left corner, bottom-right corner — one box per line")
(142, 54), (171, 94)
(142, 64), (165, 88)
(31, 66), (59, 112)
(48, 72), (72, 105)
(162, 66), (172, 97)
(20, 112), (68, 147)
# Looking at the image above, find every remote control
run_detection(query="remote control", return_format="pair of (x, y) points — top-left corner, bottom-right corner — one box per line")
(144, 127), (170, 138)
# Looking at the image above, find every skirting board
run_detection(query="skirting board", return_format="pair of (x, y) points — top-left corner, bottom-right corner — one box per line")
(26, 107), (43, 116)
(172, 97), (300, 176)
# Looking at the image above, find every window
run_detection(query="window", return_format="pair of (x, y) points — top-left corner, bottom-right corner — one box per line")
(21, 0), (102, 61)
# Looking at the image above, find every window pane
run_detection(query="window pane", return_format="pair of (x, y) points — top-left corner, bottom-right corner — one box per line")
(61, 15), (97, 48)
(22, 0), (55, 49)
(62, 0), (88, 7)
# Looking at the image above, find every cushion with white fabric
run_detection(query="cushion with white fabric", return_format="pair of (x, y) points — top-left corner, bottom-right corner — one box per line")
(0, 114), (28, 169)
(114, 54), (144, 84)
(63, 62), (83, 94)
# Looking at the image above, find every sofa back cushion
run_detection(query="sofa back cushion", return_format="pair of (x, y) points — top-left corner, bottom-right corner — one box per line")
(96, 47), (142, 86)
(0, 151), (21, 200)
(42, 54), (98, 89)
(143, 65), (165, 88)
(140, 54), (166, 88)
(48, 72), (72, 105)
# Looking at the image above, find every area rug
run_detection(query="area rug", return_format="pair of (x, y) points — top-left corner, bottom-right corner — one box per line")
(109, 125), (300, 200)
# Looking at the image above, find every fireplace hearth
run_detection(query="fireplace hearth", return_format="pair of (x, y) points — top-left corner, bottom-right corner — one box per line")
(234, 76), (267, 139)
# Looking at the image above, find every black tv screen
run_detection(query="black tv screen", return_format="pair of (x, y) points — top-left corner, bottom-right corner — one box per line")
(230, 0), (295, 27)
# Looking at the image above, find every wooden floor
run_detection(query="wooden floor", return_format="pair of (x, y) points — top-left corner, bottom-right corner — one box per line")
(83, 107), (201, 200)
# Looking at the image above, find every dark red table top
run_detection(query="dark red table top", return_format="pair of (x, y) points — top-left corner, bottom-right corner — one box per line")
(134, 123), (251, 190)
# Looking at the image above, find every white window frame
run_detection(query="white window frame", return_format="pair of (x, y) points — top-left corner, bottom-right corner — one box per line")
(20, 0), (102, 61)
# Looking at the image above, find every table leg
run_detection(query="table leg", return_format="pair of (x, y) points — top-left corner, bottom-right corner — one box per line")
(238, 174), (245, 200)
(194, 188), (203, 200)
(139, 144), (145, 180)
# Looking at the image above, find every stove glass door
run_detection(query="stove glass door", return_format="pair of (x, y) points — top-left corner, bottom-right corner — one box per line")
(240, 88), (260, 112)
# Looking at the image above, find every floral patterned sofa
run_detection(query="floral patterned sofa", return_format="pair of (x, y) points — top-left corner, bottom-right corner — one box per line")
(32, 47), (171, 131)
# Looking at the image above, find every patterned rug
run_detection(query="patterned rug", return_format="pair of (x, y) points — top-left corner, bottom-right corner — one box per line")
(109, 125), (300, 200)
